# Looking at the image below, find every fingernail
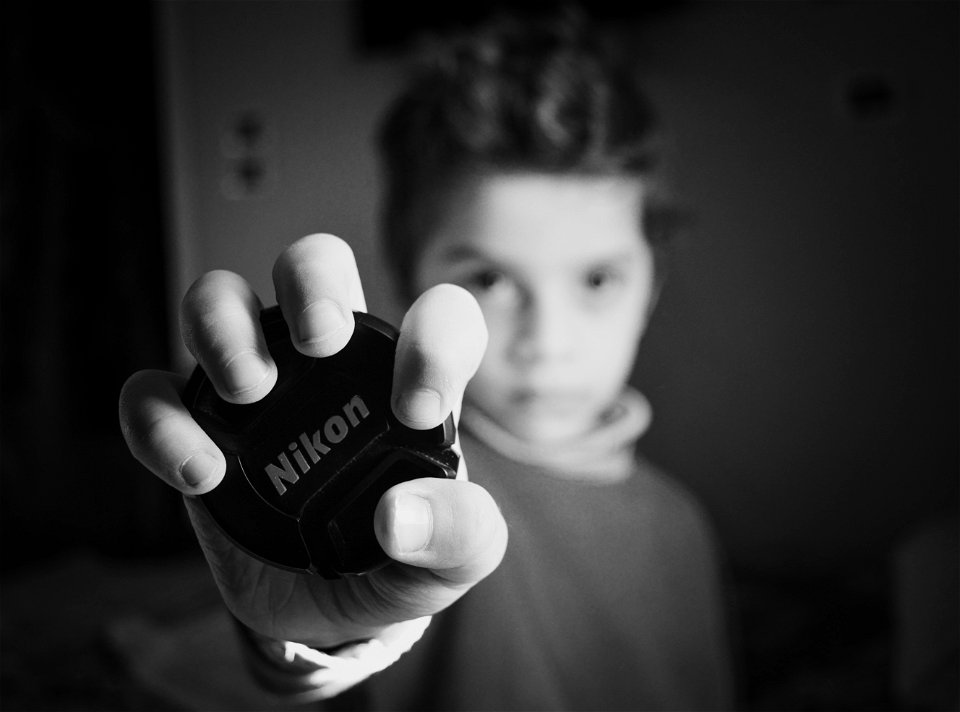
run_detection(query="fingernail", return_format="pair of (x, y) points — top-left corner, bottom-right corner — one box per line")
(395, 388), (443, 428)
(222, 351), (270, 396)
(180, 452), (218, 489)
(393, 494), (432, 554)
(297, 299), (347, 345)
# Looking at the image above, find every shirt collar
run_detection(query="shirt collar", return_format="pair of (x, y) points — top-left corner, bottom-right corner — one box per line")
(459, 387), (652, 482)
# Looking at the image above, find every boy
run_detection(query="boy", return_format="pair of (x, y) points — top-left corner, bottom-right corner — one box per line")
(120, 9), (734, 710)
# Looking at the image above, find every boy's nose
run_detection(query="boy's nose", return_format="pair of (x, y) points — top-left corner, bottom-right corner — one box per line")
(508, 294), (575, 365)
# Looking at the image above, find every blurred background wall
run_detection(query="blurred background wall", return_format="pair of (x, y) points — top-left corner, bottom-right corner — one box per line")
(2, 1), (957, 709)
(629, 0), (957, 578)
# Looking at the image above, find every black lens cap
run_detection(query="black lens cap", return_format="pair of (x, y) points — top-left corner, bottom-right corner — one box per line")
(181, 306), (458, 578)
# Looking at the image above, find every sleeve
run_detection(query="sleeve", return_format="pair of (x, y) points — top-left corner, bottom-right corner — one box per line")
(231, 614), (432, 702)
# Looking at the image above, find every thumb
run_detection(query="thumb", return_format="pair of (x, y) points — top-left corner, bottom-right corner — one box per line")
(374, 478), (507, 588)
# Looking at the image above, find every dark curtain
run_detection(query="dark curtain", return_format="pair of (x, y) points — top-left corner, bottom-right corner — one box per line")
(1, 2), (194, 573)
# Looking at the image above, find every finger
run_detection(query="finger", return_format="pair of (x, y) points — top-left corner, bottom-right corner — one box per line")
(375, 478), (507, 588)
(272, 233), (367, 358)
(180, 270), (277, 404)
(119, 370), (226, 494)
(392, 284), (487, 430)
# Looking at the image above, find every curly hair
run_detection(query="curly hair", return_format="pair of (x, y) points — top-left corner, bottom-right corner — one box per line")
(376, 7), (662, 298)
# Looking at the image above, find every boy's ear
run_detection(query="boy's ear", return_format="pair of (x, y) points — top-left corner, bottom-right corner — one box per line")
(646, 267), (666, 325)
(642, 197), (695, 323)
(645, 240), (671, 322)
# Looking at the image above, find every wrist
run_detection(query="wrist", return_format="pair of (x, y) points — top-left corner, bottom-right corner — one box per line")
(232, 614), (431, 701)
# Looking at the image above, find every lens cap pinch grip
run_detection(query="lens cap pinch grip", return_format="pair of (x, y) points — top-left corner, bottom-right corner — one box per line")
(181, 305), (458, 579)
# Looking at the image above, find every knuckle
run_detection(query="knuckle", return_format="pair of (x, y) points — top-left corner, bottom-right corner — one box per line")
(464, 483), (507, 550)
(463, 481), (501, 526)
(179, 280), (263, 360)
(137, 411), (179, 464)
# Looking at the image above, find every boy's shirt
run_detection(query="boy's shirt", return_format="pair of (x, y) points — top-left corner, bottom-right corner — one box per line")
(354, 389), (735, 711)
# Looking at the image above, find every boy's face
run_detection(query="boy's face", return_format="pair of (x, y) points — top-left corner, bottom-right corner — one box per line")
(414, 172), (656, 445)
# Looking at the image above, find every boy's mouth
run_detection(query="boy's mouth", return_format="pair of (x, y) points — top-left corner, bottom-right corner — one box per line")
(509, 388), (588, 413)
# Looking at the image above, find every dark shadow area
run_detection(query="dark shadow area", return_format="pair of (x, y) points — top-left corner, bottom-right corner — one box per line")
(1, 3), (195, 571)
(2, 4), (202, 706)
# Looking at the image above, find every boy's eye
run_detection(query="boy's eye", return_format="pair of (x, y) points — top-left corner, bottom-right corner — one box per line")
(462, 268), (519, 306)
(472, 269), (506, 291)
(585, 267), (618, 290)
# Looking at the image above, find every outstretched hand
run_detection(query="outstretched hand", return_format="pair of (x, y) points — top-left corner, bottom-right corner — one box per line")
(119, 233), (506, 648)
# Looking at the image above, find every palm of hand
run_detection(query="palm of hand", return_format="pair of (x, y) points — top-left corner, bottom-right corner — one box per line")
(184, 496), (446, 648)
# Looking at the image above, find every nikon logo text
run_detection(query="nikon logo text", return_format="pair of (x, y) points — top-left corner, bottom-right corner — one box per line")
(264, 395), (370, 496)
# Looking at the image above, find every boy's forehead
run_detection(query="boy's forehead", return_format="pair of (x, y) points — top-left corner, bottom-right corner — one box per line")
(470, 171), (645, 215)
(431, 171), (647, 261)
